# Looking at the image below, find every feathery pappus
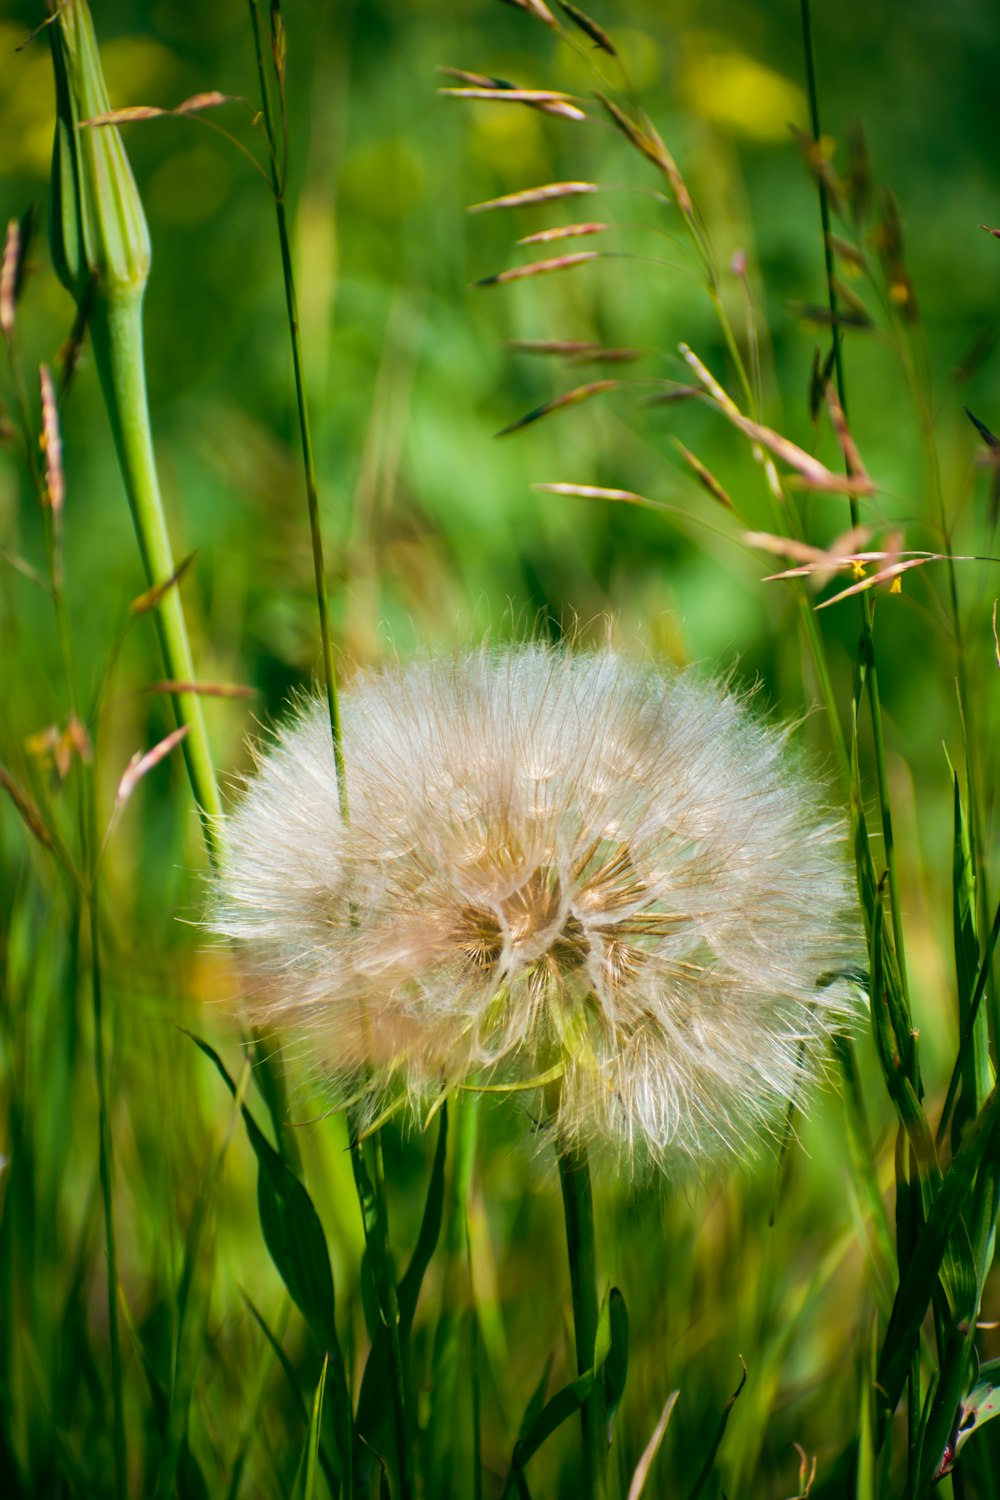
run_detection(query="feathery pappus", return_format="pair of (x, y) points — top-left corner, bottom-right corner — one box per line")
(213, 646), (858, 1171)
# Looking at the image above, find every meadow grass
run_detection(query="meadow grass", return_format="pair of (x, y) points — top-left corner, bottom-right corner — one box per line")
(1, 1), (999, 1497)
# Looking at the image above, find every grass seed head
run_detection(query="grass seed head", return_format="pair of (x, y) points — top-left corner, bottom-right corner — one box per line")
(214, 647), (858, 1174)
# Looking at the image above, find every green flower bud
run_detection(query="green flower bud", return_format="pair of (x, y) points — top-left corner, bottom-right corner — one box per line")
(47, 0), (151, 308)
(43, 0), (224, 854)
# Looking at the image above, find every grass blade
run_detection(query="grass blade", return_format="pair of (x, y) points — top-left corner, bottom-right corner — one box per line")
(186, 1031), (353, 1492)
(602, 1288), (628, 1440)
(302, 1355), (328, 1500)
(626, 1392), (679, 1499)
(684, 1357), (747, 1500)
(356, 1110), (449, 1462)
(877, 1084), (1000, 1421)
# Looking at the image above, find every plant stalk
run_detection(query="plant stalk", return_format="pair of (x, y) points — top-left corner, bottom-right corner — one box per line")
(89, 295), (223, 860)
(88, 861), (126, 1500)
(557, 1133), (607, 1500)
(247, 9), (416, 1490)
(372, 1129), (412, 1500)
(799, 0), (911, 1013)
(246, 0), (347, 814)
(430, 1091), (481, 1497)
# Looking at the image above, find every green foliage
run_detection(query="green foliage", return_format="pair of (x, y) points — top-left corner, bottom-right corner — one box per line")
(2, 0), (1000, 1496)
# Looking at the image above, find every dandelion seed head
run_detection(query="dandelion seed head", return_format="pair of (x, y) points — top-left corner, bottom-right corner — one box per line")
(214, 646), (858, 1174)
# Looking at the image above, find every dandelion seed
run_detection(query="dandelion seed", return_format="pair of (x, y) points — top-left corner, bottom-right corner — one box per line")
(215, 648), (857, 1173)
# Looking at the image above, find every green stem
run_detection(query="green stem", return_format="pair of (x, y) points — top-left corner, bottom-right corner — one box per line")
(556, 1135), (607, 1500)
(88, 857), (125, 1500)
(89, 293), (222, 863)
(430, 1092), (481, 1497)
(797, 591), (849, 786)
(246, 0), (346, 816)
(372, 1130), (412, 1500)
(799, 0), (911, 1013)
(708, 286), (756, 418)
(349, 1119), (412, 1500)
(898, 328), (997, 1069)
(275, 191), (346, 817)
(248, 9), (415, 1490)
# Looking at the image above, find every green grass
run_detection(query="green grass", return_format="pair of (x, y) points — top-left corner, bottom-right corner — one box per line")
(2, 0), (1000, 1496)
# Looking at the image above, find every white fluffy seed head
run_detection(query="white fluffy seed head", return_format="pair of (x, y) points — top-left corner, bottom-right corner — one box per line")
(214, 646), (859, 1174)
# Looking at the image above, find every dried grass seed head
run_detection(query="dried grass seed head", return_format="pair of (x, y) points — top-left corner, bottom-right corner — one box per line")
(214, 646), (858, 1173)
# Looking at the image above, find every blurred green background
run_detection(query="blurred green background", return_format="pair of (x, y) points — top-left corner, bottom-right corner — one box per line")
(2, 0), (999, 1495)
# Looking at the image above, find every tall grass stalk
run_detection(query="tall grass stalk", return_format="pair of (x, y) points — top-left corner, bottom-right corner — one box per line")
(244, 8), (416, 1486)
(798, 0), (912, 1012)
(86, 851), (125, 1500)
(246, 0), (346, 811)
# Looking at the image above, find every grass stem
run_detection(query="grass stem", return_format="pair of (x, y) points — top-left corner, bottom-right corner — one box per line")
(87, 861), (125, 1500)
(245, 12), (415, 1488)
(799, 0), (911, 1014)
(246, 0), (346, 815)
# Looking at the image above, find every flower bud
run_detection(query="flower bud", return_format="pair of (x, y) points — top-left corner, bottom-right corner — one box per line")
(47, 0), (151, 308)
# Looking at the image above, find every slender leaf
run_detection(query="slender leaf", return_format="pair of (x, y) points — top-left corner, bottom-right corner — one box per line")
(302, 1356), (328, 1500)
(947, 757), (989, 1145)
(602, 1289), (628, 1439)
(856, 1314), (878, 1500)
(186, 1032), (353, 1491)
(510, 1370), (594, 1474)
(242, 1293), (308, 1422)
(355, 1111), (448, 1453)
(877, 1083), (1000, 1420)
(626, 1392), (679, 1499)
(684, 1357), (747, 1500)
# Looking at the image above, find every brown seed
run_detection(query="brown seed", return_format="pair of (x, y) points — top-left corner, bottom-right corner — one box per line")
(468, 181), (599, 214)
(517, 222), (609, 245)
(39, 366), (65, 516)
(475, 250), (600, 287)
(0, 219), (19, 343)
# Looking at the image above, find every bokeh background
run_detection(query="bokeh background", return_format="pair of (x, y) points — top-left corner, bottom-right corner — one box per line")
(2, 0), (1000, 1495)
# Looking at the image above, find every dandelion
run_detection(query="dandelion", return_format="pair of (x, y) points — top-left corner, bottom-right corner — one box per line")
(215, 645), (857, 1172)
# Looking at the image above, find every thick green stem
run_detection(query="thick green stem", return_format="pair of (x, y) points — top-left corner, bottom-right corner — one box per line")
(556, 1135), (607, 1500)
(430, 1092), (481, 1497)
(89, 293), (223, 863)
